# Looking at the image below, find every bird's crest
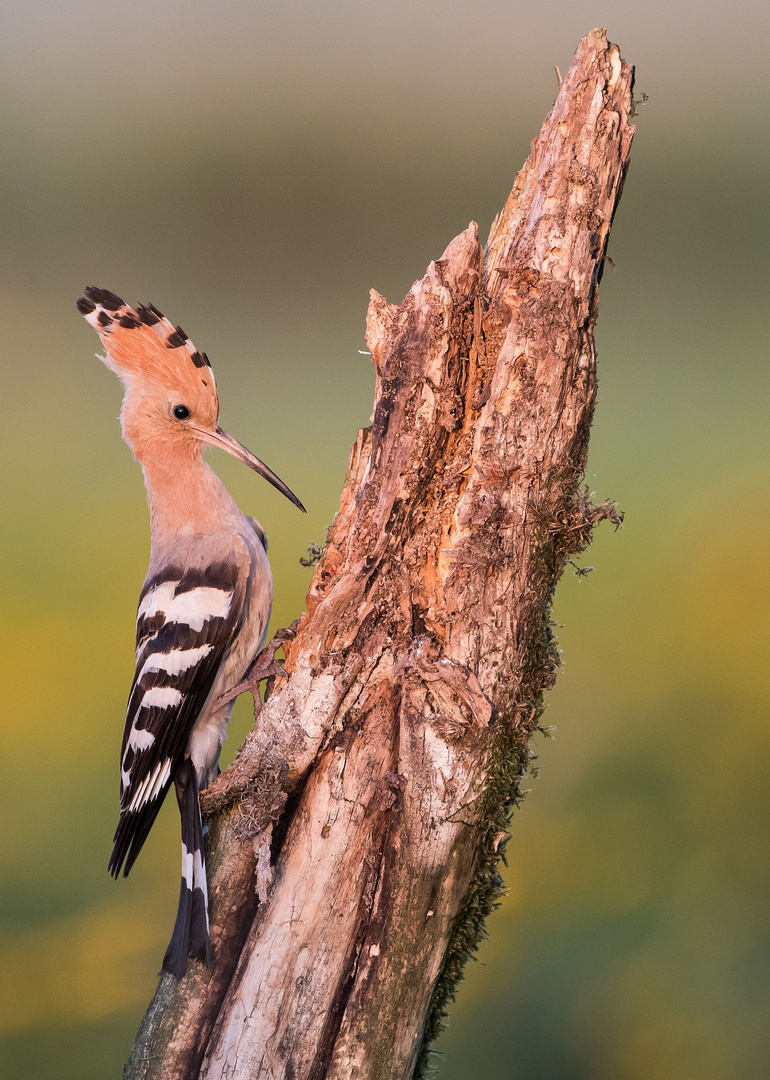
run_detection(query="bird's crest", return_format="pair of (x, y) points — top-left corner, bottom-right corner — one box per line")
(76, 286), (218, 406)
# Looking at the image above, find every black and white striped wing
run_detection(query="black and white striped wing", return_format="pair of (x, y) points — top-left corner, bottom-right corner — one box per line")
(109, 561), (242, 878)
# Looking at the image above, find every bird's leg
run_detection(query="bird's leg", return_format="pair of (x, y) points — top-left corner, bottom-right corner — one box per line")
(216, 618), (300, 714)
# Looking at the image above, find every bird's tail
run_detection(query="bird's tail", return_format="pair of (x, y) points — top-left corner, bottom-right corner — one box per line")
(162, 758), (210, 979)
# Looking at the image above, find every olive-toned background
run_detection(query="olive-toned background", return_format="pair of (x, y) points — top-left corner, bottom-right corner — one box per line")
(1, 2), (768, 1078)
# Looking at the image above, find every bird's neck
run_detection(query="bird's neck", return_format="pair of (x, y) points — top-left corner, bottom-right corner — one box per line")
(140, 445), (242, 542)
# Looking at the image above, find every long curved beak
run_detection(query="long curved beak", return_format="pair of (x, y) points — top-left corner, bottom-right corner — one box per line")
(195, 425), (306, 512)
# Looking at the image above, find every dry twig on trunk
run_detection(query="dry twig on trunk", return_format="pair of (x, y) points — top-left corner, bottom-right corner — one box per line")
(125, 28), (634, 1080)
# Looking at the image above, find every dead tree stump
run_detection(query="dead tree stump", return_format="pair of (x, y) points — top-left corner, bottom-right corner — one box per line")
(124, 28), (635, 1080)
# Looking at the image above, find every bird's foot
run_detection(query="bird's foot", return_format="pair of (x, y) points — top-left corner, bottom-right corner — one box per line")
(216, 619), (300, 712)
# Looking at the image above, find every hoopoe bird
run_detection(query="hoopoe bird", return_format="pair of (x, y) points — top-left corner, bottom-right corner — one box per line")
(77, 286), (304, 979)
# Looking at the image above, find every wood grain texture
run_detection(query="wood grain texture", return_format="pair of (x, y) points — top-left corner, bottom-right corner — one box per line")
(124, 28), (634, 1080)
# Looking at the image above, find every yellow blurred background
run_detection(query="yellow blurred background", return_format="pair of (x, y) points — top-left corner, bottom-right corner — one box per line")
(0, 2), (768, 1077)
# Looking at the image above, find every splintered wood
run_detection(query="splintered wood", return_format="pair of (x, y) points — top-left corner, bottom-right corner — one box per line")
(126, 28), (634, 1080)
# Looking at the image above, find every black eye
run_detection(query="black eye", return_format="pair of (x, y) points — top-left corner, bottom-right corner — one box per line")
(173, 404), (190, 420)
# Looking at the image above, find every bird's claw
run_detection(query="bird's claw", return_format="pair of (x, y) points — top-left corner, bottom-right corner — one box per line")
(216, 619), (300, 711)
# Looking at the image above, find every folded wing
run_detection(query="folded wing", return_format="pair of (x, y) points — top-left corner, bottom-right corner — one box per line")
(109, 559), (242, 878)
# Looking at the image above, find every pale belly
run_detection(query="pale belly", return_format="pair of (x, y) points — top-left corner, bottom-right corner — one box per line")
(188, 543), (272, 790)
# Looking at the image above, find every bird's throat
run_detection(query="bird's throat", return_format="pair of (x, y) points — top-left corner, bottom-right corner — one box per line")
(141, 446), (242, 541)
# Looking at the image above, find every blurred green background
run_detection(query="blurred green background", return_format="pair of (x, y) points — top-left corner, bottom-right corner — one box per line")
(0, 2), (768, 1077)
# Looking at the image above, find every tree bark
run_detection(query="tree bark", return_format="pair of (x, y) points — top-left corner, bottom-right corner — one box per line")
(124, 28), (634, 1080)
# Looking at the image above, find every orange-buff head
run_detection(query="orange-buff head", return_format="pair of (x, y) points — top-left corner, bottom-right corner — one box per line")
(77, 286), (304, 511)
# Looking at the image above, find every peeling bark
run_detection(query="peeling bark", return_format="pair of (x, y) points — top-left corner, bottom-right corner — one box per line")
(124, 28), (634, 1080)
